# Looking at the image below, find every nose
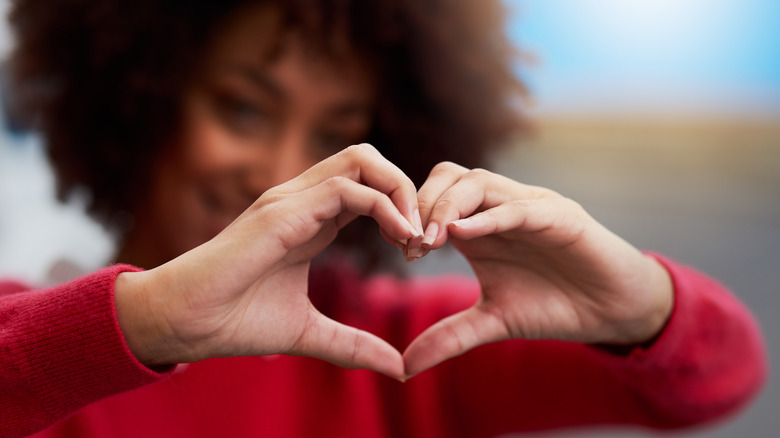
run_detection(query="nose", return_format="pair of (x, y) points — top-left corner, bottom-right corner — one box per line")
(270, 137), (313, 186)
(246, 130), (316, 195)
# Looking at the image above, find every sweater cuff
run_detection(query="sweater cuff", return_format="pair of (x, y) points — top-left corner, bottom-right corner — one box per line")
(5, 264), (173, 425)
(586, 253), (767, 422)
(588, 253), (733, 364)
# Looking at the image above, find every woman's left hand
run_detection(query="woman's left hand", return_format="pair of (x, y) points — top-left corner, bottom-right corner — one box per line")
(402, 162), (674, 377)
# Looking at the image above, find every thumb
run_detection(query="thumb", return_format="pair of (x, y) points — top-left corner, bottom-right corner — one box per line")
(402, 306), (510, 378)
(289, 308), (405, 380)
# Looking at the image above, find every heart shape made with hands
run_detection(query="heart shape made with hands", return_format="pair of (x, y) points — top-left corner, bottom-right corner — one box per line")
(126, 146), (667, 384)
(306, 195), (670, 382)
(194, 147), (669, 384)
(306, 219), (500, 382)
(308, 231), (473, 382)
(291, 170), (550, 380)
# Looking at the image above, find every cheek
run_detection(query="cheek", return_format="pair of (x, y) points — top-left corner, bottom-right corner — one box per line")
(182, 121), (244, 175)
(146, 145), (226, 256)
(178, 93), (263, 177)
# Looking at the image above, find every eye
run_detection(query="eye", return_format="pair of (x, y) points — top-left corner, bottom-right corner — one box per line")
(214, 93), (269, 135)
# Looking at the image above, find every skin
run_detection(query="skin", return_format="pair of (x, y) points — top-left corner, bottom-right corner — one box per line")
(404, 163), (674, 376)
(116, 5), (375, 269)
(114, 4), (674, 381)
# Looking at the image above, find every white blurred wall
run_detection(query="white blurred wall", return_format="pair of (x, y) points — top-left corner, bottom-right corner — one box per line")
(0, 129), (114, 285)
(0, 0), (112, 284)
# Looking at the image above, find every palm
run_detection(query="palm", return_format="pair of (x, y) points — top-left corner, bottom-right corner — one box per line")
(451, 232), (621, 343)
(133, 144), (424, 379)
(405, 167), (673, 377)
(208, 261), (314, 358)
(165, 209), (406, 377)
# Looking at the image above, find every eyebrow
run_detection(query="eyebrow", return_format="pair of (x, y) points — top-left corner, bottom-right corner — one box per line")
(221, 63), (373, 116)
(223, 64), (285, 100)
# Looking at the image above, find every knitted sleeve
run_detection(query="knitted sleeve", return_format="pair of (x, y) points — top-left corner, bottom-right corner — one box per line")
(377, 255), (768, 437)
(0, 265), (173, 438)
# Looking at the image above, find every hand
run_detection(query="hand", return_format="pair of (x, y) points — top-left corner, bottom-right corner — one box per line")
(115, 144), (422, 379)
(403, 162), (674, 377)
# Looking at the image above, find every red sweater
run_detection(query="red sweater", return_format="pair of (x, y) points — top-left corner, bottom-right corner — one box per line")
(0, 255), (768, 438)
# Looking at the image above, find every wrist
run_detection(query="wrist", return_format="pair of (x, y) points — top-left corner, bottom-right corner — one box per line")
(601, 254), (675, 347)
(114, 270), (180, 367)
(636, 254), (675, 343)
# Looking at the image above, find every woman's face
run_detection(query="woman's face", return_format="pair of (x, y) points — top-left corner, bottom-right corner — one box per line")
(123, 5), (374, 267)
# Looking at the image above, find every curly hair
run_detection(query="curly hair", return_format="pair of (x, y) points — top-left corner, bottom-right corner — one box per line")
(7, 0), (528, 268)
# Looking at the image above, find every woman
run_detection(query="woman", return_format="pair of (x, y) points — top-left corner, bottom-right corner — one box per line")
(0, 0), (767, 437)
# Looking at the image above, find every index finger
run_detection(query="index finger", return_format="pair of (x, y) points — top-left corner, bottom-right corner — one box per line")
(276, 143), (423, 236)
(415, 162), (469, 249)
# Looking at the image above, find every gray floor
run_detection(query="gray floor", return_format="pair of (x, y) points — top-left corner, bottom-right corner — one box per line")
(411, 118), (780, 437)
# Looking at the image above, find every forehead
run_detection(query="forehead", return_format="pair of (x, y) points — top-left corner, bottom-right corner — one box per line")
(194, 3), (375, 107)
(202, 3), (280, 65)
(201, 3), (368, 82)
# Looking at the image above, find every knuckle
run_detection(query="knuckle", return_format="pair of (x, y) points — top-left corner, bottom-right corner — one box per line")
(430, 161), (466, 176)
(506, 198), (531, 212)
(337, 143), (380, 171)
(342, 142), (377, 159)
(417, 195), (435, 211)
(560, 196), (586, 215)
(432, 196), (456, 213)
(322, 175), (350, 190)
(256, 188), (285, 208)
(262, 186), (283, 198)
(465, 167), (492, 180)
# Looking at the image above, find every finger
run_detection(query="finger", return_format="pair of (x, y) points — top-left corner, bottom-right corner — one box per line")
(290, 309), (405, 380)
(425, 170), (550, 247)
(379, 227), (406, 252)
(270, 176), (421, 253)
(448, 197), (579, 243)
(402, 305), (510, 378)
(417, 162), (469, 223)
(420, 170), (491, 249)
(377, 227), (431, 262)
(231, 176), (420, 274)
(279, 144), (423, 236)
(416, 162), (469, 249)
(447, 202), (527, 240)
(314, 177), (420, 243)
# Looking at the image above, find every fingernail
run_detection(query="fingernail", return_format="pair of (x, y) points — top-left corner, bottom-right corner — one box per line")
(412, 209), (424, 237)
(404, 212), (424, 259)
(421, 221), (439, 247)
(404, 216), (421, 238)
(396, 209), (420, 238)
(405, 234), (424, 258)
(450, 218), (470, 228)
(405, 245), (424, 259)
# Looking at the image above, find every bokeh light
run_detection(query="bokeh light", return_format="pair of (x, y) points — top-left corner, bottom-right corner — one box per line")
(506, 0), (780, 118)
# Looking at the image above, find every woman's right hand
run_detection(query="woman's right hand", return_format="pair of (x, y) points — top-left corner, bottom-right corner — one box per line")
(114, 144), (421, 380)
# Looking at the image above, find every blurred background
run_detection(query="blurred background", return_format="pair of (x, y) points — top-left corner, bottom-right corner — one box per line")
(1, 0), (778, 436)
(434, 1), (780, 437)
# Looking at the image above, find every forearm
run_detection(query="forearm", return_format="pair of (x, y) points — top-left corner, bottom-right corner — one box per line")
(0, 265), (172, 438)
(405, 256), (767, 435)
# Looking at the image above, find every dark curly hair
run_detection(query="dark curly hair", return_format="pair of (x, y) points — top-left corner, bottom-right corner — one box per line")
(6, 0), (528, 268)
